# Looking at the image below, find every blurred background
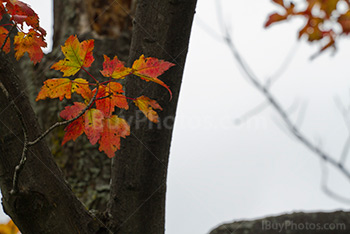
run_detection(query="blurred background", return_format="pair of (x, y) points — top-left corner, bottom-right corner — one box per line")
(1, 1), (350, 233)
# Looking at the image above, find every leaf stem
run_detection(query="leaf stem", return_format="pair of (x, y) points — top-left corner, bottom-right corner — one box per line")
(82, 67), (98, 83)
(28, 84), (99, 146)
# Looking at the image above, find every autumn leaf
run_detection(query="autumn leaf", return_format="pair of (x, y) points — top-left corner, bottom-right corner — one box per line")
(60, 102), (87, 145)
(0, 220), (20, 234)
(6, 0), (40, 28)
(95, 82), (128, 116)
(134, 96), (163, 123)
(14, 29), (47, 64)
(71, 78), (92, 101)
(132, 55), (175, 99)
(100, 55), (132, 79)
(0, 26), (10, 54)
(99, 115), (130, 158)
(265, 13), (288, 27)
(338, 11), (350, 34)
(265, 1), (295, 28)
(51, 35), (94, 77)
(36, 78), (91, 101)
(85, 108), (104, 145)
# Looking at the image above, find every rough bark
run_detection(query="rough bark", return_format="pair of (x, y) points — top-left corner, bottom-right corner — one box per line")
(0, 53), (99, 233)
(210, 211), (350, 234)
(0, 0), (197, 233)
(107, 0), (198, 233)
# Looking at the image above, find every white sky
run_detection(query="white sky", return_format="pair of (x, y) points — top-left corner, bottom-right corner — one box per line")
(2, 1), (350, 234)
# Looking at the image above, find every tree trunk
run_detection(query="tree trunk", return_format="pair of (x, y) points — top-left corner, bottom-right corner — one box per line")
(209, 211), (350, 234)
(0, 53), (98, 233)
(0, 0), (197, 233)
(107, 0), (197, 233)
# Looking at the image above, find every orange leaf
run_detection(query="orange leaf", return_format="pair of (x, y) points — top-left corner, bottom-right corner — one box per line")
(72, 78), (92, 101)
(14, 29), (46, 64)
(95, 82), (128, 117)
(84, 108), (104, 145)
(265, 13), (288, 27)
(133, 96), (163, 123)
(100, 55), (132, 79)
(51, 35), (94, 77)
(36, 78), (90, 101)
(0, 220), (20, 234)
(0, 26), (10, 54)
(98, 115), (130, 158)
(132, 55), (174, 99)
(60, 102), (86, 145)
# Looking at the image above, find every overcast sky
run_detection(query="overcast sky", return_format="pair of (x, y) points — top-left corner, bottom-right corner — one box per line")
(2, 1), (350, 234)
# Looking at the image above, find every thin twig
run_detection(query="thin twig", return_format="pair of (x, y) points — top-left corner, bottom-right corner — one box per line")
(234, 101), (269, 125)
(28, 85), (99, 146)
(320, 159), (350, 204)
(8, 84), (99, 194)
(9, 97), (28, 194)
(221, 20), (350, 187)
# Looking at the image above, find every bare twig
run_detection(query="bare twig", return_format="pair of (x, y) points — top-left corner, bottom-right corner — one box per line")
(9, 84), (99, 194)
(28, 84), (99, 146)
(234, 101), (269, 125)
(320, 159), (350, 204)
(9, 97), (28, 194)
(215, 5), (350, 200)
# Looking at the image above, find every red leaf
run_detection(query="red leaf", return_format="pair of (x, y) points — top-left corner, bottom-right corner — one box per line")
(98, 115), (130, 158)
(95, 83), (128, 117)
(338, 11), (350, 34)
(132, 55), (175, 99)
(84, 108), (104, 145)
(60, 102), (87, 145)
(100, 55), (132, 79)
(0, 26), (10, 54)
(7, 0), (39, 28)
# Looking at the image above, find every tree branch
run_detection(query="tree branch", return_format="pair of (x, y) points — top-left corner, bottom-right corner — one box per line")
(216, 5), (350, 201)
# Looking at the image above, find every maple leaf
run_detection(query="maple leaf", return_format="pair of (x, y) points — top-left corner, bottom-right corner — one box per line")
(132, 55), (175, 99)
(100, 55), (132, 79)
(99, 115), (130, 158)
(14, 29), (47, 64)
(85, 108), (104, 145)
(338, 11), (350, 34)
(72, 78), (92, 101)
(0, 220), (20, 234)
(51, 35), (95, 77)
(36, 78), (91, 101)
(95, 82), (129, 116)
(265, 1), (295, 27)
(0, 26), (10, 54)
(60, 102), (86, 145)
(7, 0), (39, 28)
(134, 96), (163, 123)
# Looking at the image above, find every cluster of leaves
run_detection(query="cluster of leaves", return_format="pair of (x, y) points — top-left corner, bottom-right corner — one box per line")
(266, 0), (350, 53)
(36, 35), (174, 158)
(0, 220), (19, 234)
(0, 0), (46, 64)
